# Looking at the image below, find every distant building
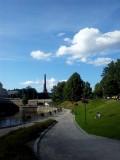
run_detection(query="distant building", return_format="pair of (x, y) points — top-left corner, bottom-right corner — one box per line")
(8, 89), (20, 98)
(0, 82), (8, 98)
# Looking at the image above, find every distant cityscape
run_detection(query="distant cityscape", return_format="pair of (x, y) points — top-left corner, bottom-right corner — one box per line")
(0, 74), (52, 99)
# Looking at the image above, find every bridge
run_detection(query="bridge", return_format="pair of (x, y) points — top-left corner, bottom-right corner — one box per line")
(5, 98), (52, 106)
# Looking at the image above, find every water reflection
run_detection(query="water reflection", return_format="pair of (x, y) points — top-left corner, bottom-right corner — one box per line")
(0, 106), (60, 128)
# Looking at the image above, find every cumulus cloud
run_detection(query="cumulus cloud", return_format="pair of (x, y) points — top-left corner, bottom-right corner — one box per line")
(21, 81), (40, 85)
(57, 32), (65, 37)
(88, 57), (114, 66)
(21, 78), (58, 92)
(30, 50), (52, 60)
(64, 37), (72, 43)
(46, 78), (67, 91)
(47, 78), (58, 91)
(56, 28), (120, 66)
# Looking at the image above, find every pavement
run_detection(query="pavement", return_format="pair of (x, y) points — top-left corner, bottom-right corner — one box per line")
(38, 109), (120, 160)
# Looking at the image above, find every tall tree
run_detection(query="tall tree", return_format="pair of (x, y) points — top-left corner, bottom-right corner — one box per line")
(101, 59), (120, 97)
(51, 81), (66, 102)
(93, 83), (103, 98)
(83, 81), (92, 99)
(64, 72), (84, 102)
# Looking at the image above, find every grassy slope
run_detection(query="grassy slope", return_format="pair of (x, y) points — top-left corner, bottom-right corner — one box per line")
(60, 99), (120, 140)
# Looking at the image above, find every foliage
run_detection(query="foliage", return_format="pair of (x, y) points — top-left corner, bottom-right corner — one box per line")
(51, 72), (94, 102)
(22, 94), (28, 105)
(63, 72), (84, 102)
(93, 83), (103, 98)
(51, 81), (66, 102)
(0, 119), (56, 160)
(21, 86), (38, 99)
(8, 86), (50, 99)
(83, 81), (92, 99)
(100, 59), (120, 97)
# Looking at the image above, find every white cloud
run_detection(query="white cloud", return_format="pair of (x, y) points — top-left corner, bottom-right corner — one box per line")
(64, 37), (72, 43)
(66, 60), (73, 65)
(60, 79), (67, 82)
(46, 78), (67, 91)
(88, 57), (113, 66)
(20, 77), (68, 93)
(47, 78), (58, 91)
(21, 81), (40, 85)
(21, 78), (58, 92)
(57, 32), (65, 37)
(30, 50), (52, 60)
(56, 28), (120, 66)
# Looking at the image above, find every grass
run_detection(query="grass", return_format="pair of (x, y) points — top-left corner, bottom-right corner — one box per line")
(0, 119), (56, 160)
(61, 99), (120, 140)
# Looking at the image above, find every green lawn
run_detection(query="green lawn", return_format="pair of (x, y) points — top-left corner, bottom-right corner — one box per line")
(61, 99), (120, 140)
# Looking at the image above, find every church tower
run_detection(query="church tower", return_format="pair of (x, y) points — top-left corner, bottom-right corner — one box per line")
(43, 74), (47, 94)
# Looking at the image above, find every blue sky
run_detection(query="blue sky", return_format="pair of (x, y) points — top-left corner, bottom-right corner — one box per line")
(0, 0), (120, 92)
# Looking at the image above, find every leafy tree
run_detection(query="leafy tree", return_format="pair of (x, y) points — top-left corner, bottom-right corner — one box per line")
(83, 81), (92, 99)
(63, 72), (84, 102)
(101, 59), (120, 97)
(26, 86), (38, 99)
(93, 83), (103, 98)
(21, 86), (38, 99)
(51, 81), (66, 102)
(22, 94), (28, 105)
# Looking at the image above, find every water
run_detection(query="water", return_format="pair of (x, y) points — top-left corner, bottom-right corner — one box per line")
(0, 113), (49, 128)
(0, 117), (22, 128)
(0, 106), (60, 128)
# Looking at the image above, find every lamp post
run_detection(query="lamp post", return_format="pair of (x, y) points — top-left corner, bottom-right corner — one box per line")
(84, 82), (87, 124)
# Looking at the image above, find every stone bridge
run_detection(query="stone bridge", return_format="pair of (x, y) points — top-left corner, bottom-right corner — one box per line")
(9, 99), (52, 106)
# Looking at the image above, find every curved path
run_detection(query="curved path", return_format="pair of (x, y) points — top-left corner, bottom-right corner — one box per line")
(39, 109), (120, 160)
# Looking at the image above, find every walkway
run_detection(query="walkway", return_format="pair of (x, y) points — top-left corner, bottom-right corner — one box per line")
(39, 109), (120, 160)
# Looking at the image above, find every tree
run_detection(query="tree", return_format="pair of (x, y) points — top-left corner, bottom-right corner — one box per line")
(21, 86), (38, 99)
(63, 72), (84, 102)
(26, 86), (38, 99)
(51, 81), (66, 102)
(83, 82), (92, 99)
(100, 59), (120, 97)
(93, 83), (103, 98)
(22, 94), (28, 105)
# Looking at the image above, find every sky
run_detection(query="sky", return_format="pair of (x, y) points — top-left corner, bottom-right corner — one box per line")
(0, 0), (120, 92)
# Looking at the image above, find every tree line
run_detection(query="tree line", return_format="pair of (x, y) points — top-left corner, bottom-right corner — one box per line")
(51, 59), (120, 102)
(94, 59), (120, 99)
(8, 86), (50, 105)
(51, 72), (92, 102)
(7, 59), (120, 102)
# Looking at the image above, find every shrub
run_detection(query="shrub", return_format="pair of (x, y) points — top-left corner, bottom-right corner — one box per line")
(0, 119), (56, 160)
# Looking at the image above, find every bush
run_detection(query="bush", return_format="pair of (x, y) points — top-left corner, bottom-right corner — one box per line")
(0, 119), (56, 160)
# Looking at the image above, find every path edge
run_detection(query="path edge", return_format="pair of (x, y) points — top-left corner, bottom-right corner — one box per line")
(33, 121), (57, 160)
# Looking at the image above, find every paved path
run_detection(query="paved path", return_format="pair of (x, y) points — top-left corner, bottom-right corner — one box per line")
(39, 109), (120, 160)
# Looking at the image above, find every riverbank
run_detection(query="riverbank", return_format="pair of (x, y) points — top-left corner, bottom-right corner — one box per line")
(0, 119), (56, 160)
